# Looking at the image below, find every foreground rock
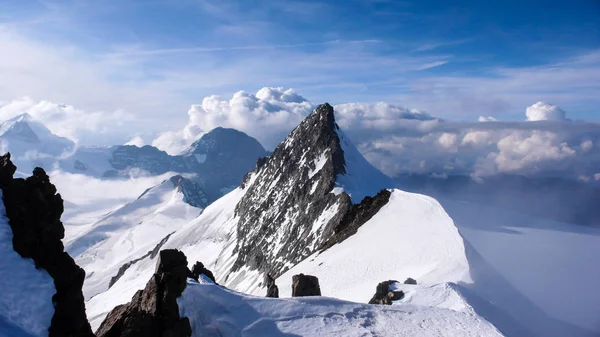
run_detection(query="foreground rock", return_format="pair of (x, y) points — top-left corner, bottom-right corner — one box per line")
(264, 274), (279, 298)
(292, 274), (321, 297)
(369, 280), (404, 305)
(0, 153), (94, 337)
(404, 277), (417, 285)
(96, 249), (192, 337)
(191, 261), (216, 283)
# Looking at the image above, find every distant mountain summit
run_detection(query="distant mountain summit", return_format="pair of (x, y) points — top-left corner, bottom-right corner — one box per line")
(0, 114), (74, 171)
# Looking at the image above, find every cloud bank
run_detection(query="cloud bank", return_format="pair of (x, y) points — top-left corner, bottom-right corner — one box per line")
(152, 87), (312, 153)
(154, 88), (600, 182)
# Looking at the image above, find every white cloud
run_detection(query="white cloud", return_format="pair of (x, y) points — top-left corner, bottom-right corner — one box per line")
(595, 173), (600, 181)
(478, 116), (498, 122)
(125, 136), (145, 147)
(153, 87), (313, 153)
(152, 88), (599, 181)
(525, 101), (567, 121)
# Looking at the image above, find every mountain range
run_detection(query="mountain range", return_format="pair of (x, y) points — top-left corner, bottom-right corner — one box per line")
(0, 105), (598, 337)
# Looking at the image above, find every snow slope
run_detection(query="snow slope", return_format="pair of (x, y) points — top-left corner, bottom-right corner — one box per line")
(273, 189), (471, 302)
(85, 187), (245, 330)
(178, 275), (502, 337)
(0, 191), (55, 337)
(70, 177), (202, 300)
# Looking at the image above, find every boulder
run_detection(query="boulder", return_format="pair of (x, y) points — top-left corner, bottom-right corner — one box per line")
(369, 280), (404, 305)
(191, 261), (216, 283)
(404, 277), (417, 285)
(96, 249), (192, 337)
(0, 153), (94, 337)
(264, 274), (279, 298)
(292, 274), (321, 297)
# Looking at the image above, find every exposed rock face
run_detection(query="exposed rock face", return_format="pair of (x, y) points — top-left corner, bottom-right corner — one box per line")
(96, 249), (192, 337)
(191, 261), (216, 283)
(264, 274), (279, 298)
(232, 104), (353, 277)
(0, 153), (94, 337)
(228, 103), (392, 284)
(321, 189), (392, 251)
(368, 280), (404, 305)
(292, 274), (321, 297)
(404, 277), (417, 285)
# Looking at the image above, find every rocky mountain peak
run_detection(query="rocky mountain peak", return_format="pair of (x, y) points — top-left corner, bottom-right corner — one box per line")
(227, 103), (391, 285)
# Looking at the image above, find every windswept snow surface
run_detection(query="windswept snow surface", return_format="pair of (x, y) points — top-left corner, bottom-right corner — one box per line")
(0, 191), (55, 337)
(178, 276), (502, 337)
(71, 178), (201, 301)
(274, 189), (471, 301)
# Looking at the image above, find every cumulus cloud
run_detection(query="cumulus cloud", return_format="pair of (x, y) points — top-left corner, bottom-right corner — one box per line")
(152, 87), (599, 182)
(525, 101), (567, 121)
(478, 116), (498, 122)
(0, 97), (135, 144)
(125, 136), (145, 147)
(153, 87), (313, 153)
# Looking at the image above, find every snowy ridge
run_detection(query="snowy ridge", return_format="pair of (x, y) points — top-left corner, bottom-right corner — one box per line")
(272, 189), (471, 301)
(177, 275), (502, 337)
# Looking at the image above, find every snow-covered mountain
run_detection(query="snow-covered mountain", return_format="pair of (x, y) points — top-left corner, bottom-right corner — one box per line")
(1, 103), (599, 337)
(0, 114), (74, 173)
(83, 104), (500, 333)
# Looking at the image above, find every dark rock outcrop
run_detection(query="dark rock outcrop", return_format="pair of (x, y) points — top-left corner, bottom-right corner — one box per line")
(96, 249), (192, 337)
(169, 175), (209, 209)
(404, 277), (417, 285)
(264, 274), (279, 298)
(321, 189), (392, 251)
(0, 153), (94, 337)
(191, 261), (216, 283)
(232, 104), (353, 277)
(368, 280), (404, 305)
(292, 274), (321, 297)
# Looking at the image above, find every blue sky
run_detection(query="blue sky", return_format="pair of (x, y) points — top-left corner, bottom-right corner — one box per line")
(0, 0), (599, 130)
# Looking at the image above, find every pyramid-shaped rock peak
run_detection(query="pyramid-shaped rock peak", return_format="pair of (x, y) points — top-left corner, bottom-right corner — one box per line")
(230, 103), (391, 279)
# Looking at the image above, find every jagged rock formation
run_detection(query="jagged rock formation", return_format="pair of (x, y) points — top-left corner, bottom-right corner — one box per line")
(368, 280), (404, 305)
(96, 249), (192, 337)
(0, 153), (94, 337)
(292, 274), (321, 297)
(404, 278), (417, 285)
(191, 261), (216, 284)
(231, 103), (391, 280)
(264, 274), (279, 298)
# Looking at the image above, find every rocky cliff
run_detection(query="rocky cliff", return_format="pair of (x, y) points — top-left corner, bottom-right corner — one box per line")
(0, 153), (94, 337)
